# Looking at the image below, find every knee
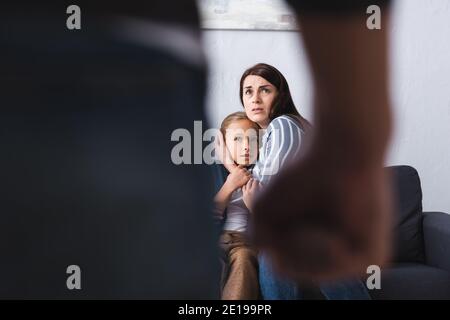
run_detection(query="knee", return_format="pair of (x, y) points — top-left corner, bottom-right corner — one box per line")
(230, 247), (257, 266)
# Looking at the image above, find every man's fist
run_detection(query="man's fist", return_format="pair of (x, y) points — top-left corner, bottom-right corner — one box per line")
(252, 152), (393, 282)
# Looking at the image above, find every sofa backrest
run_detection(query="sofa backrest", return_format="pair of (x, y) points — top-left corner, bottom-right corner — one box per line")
(387, 165), (425, 263)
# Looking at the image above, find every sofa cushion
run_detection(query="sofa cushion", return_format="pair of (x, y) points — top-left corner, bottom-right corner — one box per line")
(369, 263), (450, 299)
(387, 166), (425, 263)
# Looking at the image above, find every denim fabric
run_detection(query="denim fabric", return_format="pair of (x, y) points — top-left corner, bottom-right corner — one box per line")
(259, 253), (371, 300)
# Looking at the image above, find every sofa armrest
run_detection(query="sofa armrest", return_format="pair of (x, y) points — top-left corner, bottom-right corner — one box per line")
(423, 212), (450, 273)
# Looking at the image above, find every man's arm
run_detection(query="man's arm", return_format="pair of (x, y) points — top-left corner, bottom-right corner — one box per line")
(253, 2), (394, 281)
(298, 11), (392, 169)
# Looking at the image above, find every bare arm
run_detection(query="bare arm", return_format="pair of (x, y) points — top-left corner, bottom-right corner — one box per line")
(213, 181), (235, 218)
(214, 165), (251, 218)
(253, 4), (394, 281)
(299, 12), (392, 169)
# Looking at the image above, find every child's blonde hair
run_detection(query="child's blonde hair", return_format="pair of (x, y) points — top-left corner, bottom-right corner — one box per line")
(220, 112), (259, 142)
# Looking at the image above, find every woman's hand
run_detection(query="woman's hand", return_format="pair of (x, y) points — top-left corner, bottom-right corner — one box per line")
(242, 178), (262, 213)
(215, 131), (237, 172)
(225, 165), (251, 192)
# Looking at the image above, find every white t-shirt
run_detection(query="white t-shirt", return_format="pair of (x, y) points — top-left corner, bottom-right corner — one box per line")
(223, 188), (249, 232)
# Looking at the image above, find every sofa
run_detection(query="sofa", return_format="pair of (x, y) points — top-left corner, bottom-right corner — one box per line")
(369, 165), (450, 299)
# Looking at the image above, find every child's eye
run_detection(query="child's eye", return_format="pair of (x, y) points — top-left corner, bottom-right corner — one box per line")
(234, 136), (242, 141)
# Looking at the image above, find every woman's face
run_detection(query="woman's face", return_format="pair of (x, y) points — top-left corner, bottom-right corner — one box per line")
(225, 120), (259, 166)
(242, 75), (278, 129)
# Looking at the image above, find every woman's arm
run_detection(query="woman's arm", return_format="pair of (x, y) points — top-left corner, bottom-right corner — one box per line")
(242, 178), (262, 214)
(256, 116), (304, 186)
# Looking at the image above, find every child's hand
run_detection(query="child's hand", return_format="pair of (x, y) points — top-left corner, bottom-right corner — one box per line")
(225, 165), (251, 191)
(242, 178), (262, 213)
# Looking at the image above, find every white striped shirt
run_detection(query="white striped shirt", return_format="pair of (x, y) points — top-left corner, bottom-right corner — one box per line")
(253, 115), (305, 185)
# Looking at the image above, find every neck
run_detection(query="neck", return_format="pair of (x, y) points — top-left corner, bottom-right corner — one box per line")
(258, 120), (270, 129)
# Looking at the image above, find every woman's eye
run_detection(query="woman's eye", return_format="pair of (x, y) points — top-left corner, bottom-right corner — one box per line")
(245, 89), (251, 95)
(262, 88), (270, 93)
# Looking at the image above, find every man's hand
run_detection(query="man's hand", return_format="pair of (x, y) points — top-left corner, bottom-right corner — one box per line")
(252, 150), (393, 282)
(242, 178), (262, 213)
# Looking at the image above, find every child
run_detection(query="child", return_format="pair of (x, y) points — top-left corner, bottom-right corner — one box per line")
(214, 112), (261, 300)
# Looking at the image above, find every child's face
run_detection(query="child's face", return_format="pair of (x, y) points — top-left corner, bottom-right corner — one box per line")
(225, 120), (258, 166)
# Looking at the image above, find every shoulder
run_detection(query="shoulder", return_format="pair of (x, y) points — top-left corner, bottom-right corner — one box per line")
(268, 115), (304, 135)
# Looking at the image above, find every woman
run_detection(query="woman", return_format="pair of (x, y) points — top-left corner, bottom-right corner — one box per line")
(239, 63), (311, 187)
(233, 63), (370, 300)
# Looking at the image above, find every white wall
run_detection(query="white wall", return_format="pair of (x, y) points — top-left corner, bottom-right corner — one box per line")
(202, 0), (450, 213)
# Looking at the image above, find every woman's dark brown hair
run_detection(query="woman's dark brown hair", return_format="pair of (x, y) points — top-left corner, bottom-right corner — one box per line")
(239, 63), (311, 131)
